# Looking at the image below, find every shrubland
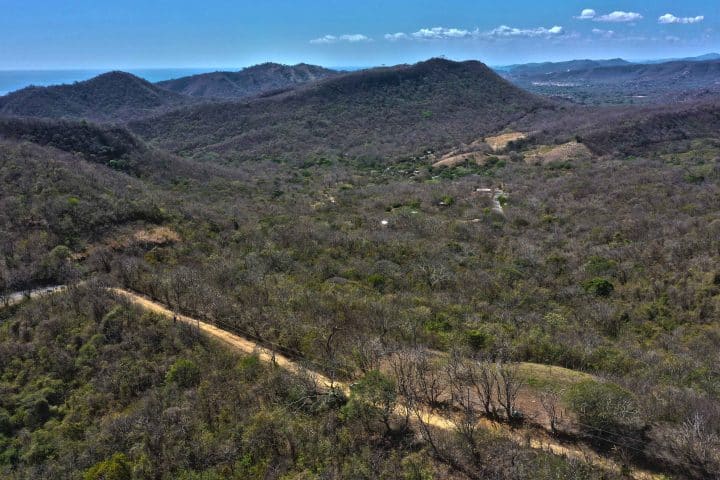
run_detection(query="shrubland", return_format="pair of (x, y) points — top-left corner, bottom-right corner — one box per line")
(1, 58), (720, 478)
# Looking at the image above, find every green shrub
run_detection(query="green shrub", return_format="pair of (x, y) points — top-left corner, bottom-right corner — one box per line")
(565, 380), (644, 444)
(342, 370), (396, 431)
(438, 195), (454, 206)
(582, 278), (614, 297)
(166, 359), (201, 389)
(84, 453), (132, 480)
(466, 329), (493, 351)
(585, 256), (617, 276)
(0, 408), (12, 435)
(366, 274), (386, 292)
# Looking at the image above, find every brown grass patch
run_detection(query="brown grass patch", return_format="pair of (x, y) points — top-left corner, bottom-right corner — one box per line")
(132, 227), (181, 246)
(485, 132), (526, 151)
(432, 151), (487, 168)
(525, 141), (592, 165)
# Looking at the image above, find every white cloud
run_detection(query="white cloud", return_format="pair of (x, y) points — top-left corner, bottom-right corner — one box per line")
(665, 35), (681, 42)
(383, 25), (566, 42)
(411, 27), (475, 40)
(576, 9), (596, 20)
(384, 32), (409, 41)
(592, 28), (615, 38)
(310, 35), (336, 44)
(594, 11), (643, 23)
(658, 13), (704, 24)
(341, 34), (371, 42)
(310, 34), (371, 44)
(484, 25), (565, 38)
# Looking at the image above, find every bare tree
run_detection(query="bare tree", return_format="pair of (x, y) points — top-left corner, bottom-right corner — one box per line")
(410, 349), (447, 409)
(469, 359), (498, 418)
(539, 390), (562, 434)
(495, 361), (523, 423)
(665, 412), (720, 478)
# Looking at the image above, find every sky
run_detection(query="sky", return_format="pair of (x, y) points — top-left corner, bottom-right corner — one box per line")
(0, 0), (719, 69)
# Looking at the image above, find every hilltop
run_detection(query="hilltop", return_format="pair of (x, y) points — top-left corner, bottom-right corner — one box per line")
(157, 62), (338, 100)
(0, 71), (197, 122)
(132, 58), (554, 162)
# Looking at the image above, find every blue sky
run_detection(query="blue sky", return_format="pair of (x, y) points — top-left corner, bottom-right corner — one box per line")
(0, 0), (718, 69)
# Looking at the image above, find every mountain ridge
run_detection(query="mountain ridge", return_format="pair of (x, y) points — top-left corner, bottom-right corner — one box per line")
(130, 58), (555, 162)
(0, 71), (198, 122)
(156, 62), (338, 100)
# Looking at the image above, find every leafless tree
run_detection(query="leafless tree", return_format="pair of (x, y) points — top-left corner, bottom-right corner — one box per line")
(665, 412), (720, 478)
(539, 390), (562, 434)
(495, 361), (523, 423)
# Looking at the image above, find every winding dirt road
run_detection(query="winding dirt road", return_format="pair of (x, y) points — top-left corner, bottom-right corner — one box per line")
(4, 286), (661, 479)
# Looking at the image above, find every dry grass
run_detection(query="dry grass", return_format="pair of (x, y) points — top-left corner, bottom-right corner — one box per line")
(432, 151), (487, 168)
(131, 227), (181, 246)
(485, 132), (526, 151)
(518, 361), (594, 391)
(525, 141), (592, 165)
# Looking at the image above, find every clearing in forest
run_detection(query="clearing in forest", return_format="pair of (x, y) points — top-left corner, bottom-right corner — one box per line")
(524, 141), (592, 165)
(485, 131), (526, 151)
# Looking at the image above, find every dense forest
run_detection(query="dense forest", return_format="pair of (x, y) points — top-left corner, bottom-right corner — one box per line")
(1, 57), (720, 479)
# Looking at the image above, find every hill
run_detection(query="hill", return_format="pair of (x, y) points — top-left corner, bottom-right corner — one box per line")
(579, 101), (720, 156)
(506, 59), (720, 105)
(0, 71), (197, 122)
(0, 117), (143, 164)
(0, 137), (170, 291)
(131, 58), (555, 162)
(500, 58), (631, 77)
(156, 62), (339, 100)
(642, 52), (720, 64)
(533, 59), (720, 86)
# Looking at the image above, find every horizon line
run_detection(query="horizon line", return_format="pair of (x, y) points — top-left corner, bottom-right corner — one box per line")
(0, 50), (718, 73)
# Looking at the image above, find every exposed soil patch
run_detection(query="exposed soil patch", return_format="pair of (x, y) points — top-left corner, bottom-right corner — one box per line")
(485, 132), (526, 151)
(525, 141), (593, 165)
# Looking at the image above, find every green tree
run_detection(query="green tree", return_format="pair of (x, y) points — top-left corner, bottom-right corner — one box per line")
(84, 453), (132, 480)
(343, 370), (397, 434)
(582, 278), (614, 297)
(166, 358), (201, 389)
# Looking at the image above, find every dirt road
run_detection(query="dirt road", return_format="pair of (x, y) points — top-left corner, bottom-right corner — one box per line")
(109, 289), (660, 479)
(3, 285), (66, 307)
(4, 286), (661, 479)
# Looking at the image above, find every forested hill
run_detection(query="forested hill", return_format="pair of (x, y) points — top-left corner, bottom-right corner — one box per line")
(0, 72), (198, 122)
(527, 59), (720, 85)
(156, 62), (339, 100)
(131, 58), (556, 162)
(0, 116), (143, 161)
(501, 58), (631, 77)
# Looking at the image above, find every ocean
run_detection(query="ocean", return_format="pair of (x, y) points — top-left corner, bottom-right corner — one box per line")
(0, 68), (233, 96)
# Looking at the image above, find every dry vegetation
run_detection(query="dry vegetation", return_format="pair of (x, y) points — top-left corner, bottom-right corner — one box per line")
(1, 58), (720, 479)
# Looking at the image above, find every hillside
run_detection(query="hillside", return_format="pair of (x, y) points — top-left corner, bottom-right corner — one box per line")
(507, 59), (720, 105)
(500, 58), (631, 77)
(157, 62), (339, 100)
(0, 138), (169, 291)
(509, 96), (720, 158)
(0, 117), (143, 164)
(132, 58), (555, 162)
(536, 59), (720, 86)
(0, 71), (197, 122)
(579, 101), (720, 156)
